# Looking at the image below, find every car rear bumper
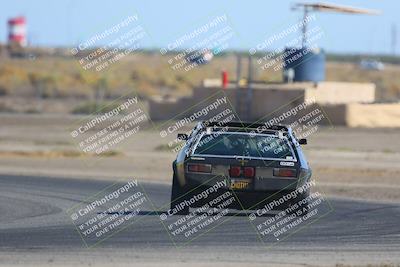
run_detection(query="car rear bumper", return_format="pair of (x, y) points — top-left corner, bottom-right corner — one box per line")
(185, 176), (304, 210)
(186, 174), (299, 191)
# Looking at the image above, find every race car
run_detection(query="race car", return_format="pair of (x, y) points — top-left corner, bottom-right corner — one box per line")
(169, 121), (312, 215)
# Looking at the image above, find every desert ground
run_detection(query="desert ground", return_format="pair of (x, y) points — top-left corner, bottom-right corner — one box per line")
(0, 113), (399, 203)
(1, 114), (400, 267)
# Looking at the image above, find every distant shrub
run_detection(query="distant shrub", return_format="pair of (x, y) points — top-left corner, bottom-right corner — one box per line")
(0, 86), (7, 96)
(24, 108), (41, 114)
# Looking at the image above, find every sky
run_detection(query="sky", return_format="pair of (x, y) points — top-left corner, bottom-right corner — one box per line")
(0, 0), (398, 55)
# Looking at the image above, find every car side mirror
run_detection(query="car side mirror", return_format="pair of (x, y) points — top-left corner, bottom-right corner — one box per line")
(298, 138), (307, 145)
(177, 133), (189, 141)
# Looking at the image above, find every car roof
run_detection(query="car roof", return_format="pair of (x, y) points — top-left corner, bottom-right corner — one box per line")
(197, 121), (291, 134)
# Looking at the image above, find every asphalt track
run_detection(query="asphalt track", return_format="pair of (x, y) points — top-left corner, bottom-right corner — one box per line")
(1, 174), (400, 266)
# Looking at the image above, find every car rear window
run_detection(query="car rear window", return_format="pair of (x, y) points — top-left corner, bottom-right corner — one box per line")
(192, 132), (295, 160)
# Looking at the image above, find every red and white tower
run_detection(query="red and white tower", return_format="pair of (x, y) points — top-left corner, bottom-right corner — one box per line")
(8, 16), (27, 47)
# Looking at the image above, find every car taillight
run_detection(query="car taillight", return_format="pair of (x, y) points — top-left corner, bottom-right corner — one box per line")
(187, 163), (212, 173)
(273, 168), (297, 177)
(229, 166), (241, 177)
(229, 166), (255, 178)
(244, 167), (255, 178)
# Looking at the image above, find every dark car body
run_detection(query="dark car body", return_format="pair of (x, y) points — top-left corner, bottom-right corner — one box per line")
(169, 121), (312, 215)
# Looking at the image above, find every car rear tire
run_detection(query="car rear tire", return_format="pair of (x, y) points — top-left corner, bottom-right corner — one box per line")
(170, 171), (190, 215)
